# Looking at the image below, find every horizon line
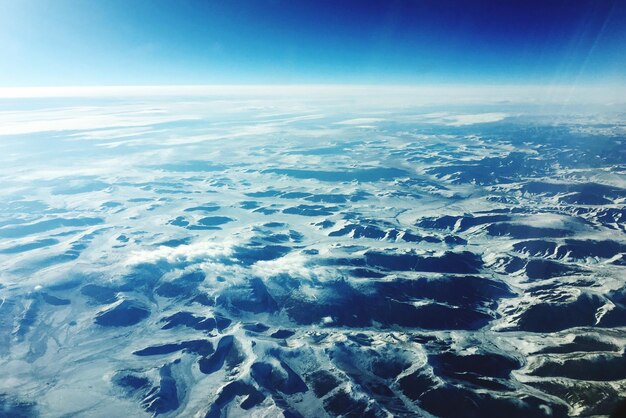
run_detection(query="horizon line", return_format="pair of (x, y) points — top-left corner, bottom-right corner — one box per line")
(0, 84), (625, 104)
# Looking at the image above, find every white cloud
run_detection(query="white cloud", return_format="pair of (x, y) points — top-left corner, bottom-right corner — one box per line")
(335, 117), (385, 125)
(125, 240), (235, 266)
(406, 112), (508, 126)
(0, 104), (201, 136)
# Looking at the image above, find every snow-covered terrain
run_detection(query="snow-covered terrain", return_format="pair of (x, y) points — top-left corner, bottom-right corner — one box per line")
(0, 92), (625, 417)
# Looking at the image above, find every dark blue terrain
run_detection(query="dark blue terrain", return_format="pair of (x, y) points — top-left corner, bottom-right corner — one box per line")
(0, 96), (625, 417)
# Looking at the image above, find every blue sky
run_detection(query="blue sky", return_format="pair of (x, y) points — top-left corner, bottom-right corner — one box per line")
(0, 0), (625, 86)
